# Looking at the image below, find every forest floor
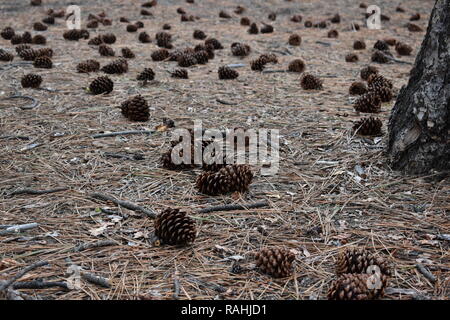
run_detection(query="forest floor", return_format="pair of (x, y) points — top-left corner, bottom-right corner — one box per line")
(0, 0), (448, 300)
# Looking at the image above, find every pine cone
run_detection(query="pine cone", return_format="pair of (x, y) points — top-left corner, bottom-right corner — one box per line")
(345, 53), (359, 62)
(231, 43), (250, 57)
(141, 9), (153, 16)
(16, 44), (31, 54)
(250, 57), (266, 71)
(1, 27), (15, 40)
(396, 6), (405, 12)
(288, 59), (305, 73)
(410, 13), (421, 21)
(240, 17), (251, 26)
(36, 48), (53, 58)
(156, 32), (172, 49)
(139, 31), (151, 43)
(21, 73), (42, 88)
(260, 53), (278, 64)
(137, 68), (155, 82)
(126, 24), (138, 32)
(331, 13), (341, 23)
(18, 49), (37, 60)
(63, 29), (89, 41)
(261, 24), (274, 34)
(33, 56), (52, 68)
(120, 95), (150, 122)
(314, 21), (328, 28)
(374, 40), (389, 51)
(395, 42), (412, 56)
(30, 0), (42, 5)
(86, 20), (99, 29)
(291, 15), (302, 23)
(354, 93), (381, 113)
(171, 69), (189, 79)
(0, 49), (14, 62)
(219, 10), (231, 19)
(371, 50), (391, 63)
(120, 17), (130, 23)
(369, 84), (393, 102)
(248, 23), (259, 34)
(32, 35), (46, 45)
(154, 208), (196, 246)
(42, 16), (55, 25)
(162, 23), (171, 30)
(255, 248), (295, 278)
(353, 117), (383, 136)
(99, 44), (115, 56)
(196, 164), (252, 195)
(193, 30), (207, 40)
(121, 47), (135, 59)
(142, 0), (157, 7)
(328, 29), (339, 38)
(268, 12), (276, 21)
(407, 23), (422, 32)
(193, 50), (209, 64)
(301, 74), (323, 90)
(327, 273), (386, 300)
(218, 66), (239, 79)
(367, 74), (393, 90)
(178, 53), (197, 67)
(22, 32), (32, 44)
(89, 76), (114, 95)
(360, 65), (378, 81)
(151, 49), (169, 61)
(101, 33), (116, 44)
(205, 38), (223, 50)
(88, 36), (103, 46)
(11, 35), (22, 45)
(234, 6), (245, 14)
(160, 144), (196, 170)
(349, 82), (367, 95)
(288, 34), (301, 46)
(101, 59), (128, 74)
(353, 40), (366, 50)
(77, 59), (100, 73)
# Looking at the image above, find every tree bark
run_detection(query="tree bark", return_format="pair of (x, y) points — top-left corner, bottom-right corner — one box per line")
(387, 0), (450, 174)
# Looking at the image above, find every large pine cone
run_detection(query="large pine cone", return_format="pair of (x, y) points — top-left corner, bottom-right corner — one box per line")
(193, 51), (209, 64)
(218, 66), (239, 79)
(101, 33), (116, 44)
(336, 248), (391, 276)
(231, 43), (250, 57)
(120, 95), (150, 122)
(301, 74), (323, 90)
(367, 74), (393, 90)
(354, 93), (381, 113)
(1, 27), (15, 40)
(101, 59), (128, 74)
(11, 35), (22, 45)
(196, 164), (253, 195)
(22, 32), (32, 44)
(374, 40), (389, 51)
(369, 84), (393, 102)
(255, 248), (295, 278)
(178, 54), (197, 67)
(77, 59), (100, 73)
(33, 56), (52, 68)
(99, 44), (115, 56)
(154, 208), (196, 246)
(151, 49), (169, 61)
(328, 273), (387, 300)
(137, 68), (155, 82)
(353, 117), (383, 136)
(21, 73), (42, 88)
(156, 31), (172, 49)
(89, 76), (114, 95)
(288, 34), (302, 46)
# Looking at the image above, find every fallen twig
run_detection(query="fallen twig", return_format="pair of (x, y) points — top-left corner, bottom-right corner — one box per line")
(216, 98), (237, 105)
(92, 130), (154, 139)
(416, 264), (436, 283)
(0, 260), (49, 291)
(73, 240), (117, 252)
(90, 192), (156, 218)
(0, 223), (39, 236)
(262, 69), (287, 74)
(81, 272), (111, 288)
(197, 201), (269, 214)
(12, 280), (70, 290)
(10, 187), (68, 196)
(3, 94), (40, 110)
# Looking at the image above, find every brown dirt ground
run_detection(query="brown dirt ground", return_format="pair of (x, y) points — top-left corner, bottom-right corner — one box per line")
(0, 0), (448, 300)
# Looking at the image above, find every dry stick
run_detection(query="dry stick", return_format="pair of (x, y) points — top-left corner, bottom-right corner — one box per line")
(90, 192), (156, 218)
(216, 98), (237, 105)
(10, 187), (68, 196)
(416, 264), (436, 283)
(73, 240), (117, 253)
(379, 51), (413, 65)
(12, 280), (70, 290)
(0, 260), (49, 291)
(0, 223), (39, 236)
(65, 258), (111, 288)
(197, 201), (269, 214)
(262, 69), (288, 74)
(91, 130), (154, 139)
(3, 94), (40, 110)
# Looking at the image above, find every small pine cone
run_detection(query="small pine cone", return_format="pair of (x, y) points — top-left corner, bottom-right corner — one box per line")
(231, 43), (251, 57)
(240, 17), (251, 26)
(349, 82), (367, 95)
(255, 248), (295, 278)
(395, 42), (412, 56)
(33, 56), (52, 69)
(99, 44), (115, 57)
(102, 18), (112, 26)
(354, 93), (381, 113)
(328, 29), (339, 38)
(327, 273), (387, 300)
(86, 20), (99, 29)
(314, 21), (328, 28)
(196, 164), (252, 195)
(336, 248), (391, 277)
(21, 73), (42, 88)
(367, 74), (393, 90)
(396, 6), (405, 12)
(268, 12), (276, 21)
(156, 34), (172, 49)
(384, 38), (397, 46)
(178, 54), (197, 67)
(301, 73), (323, 90)
(410, 13), (421, 21)
(89, 76), (114, 95)
(360, 65), (379, 81)
(234, 5), (245, 14)
(193, 30), (207, 40)
(141, 9), (153, 16)
(353, 40), (366, 50)
(260, 53), (278, 64)
(102, 33), (116, 44)
(0, 49), (14, 62)
(331, 13), (341, 23)
(218, 66), (239, 79)
(101, 59), (128, 74)
(138, 31), (151, 43)
(171, 69), (188, 79)
(151, 49), (169, 61)
(288, 59), (306, 73)
(374, 40), (389, 51)
(88, 36), (103, 46)
(160, 144), (195, 170)
(36, 48), (53, 58)
(205, 38), (223, 50)
(42, 16), (55, 25)
(120, 95), (150, 122)
(142, 0), (157, 7)
(248, 23), (259, 34)
(250, 58), (266, 71)
(18, 48), (37, 60)
(193, 51), (209, 64)
(16, 44), (31, 54)
(261, 24), (274, 34)
(63, 29), (89, 41)
(11, 35), (22, 45)
(126, 24), (138, 32)
(345, 53), (359, 62)
(288, 34), (301, 46)
(22, 32), (33, 44)
(353, 117), (383, 136)
(137, 68), (155, 82)
(177, 7), (186, 14)
(30, 0), (42, 5)
(371, 50), (391, 63)
(121, 47), (135, 59)
(162, 23), (171, 30)
(154, 208), (196, 246)
(407, 23), (422, 32)
(1, 27), (15, 40)
(135, 20), (144, 28)
(120, 17), (130, 23)
(291, 15), (303, 23)
(219, 10), (231, 19)
(32, 35), (46, 45)
(77, 59), (100, 73)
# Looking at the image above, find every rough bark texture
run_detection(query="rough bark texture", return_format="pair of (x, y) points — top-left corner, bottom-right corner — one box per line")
(387, 0), (450, 174)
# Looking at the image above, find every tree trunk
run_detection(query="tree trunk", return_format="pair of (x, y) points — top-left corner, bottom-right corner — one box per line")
(387, 0), (449, 174)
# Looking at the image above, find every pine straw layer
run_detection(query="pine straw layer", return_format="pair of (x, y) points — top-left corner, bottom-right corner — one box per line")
(0, 0), (448, 300)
